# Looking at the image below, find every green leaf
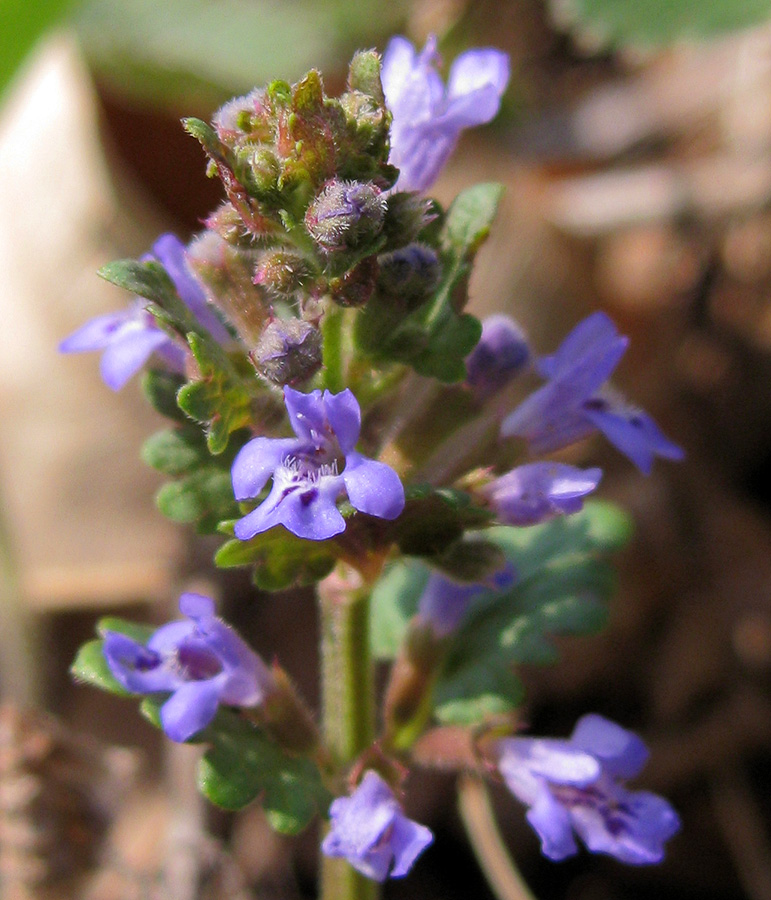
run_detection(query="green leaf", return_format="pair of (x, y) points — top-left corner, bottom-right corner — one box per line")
(371, 502), (631, 726)
(177, 332), (252, 454)
(370, 560), (430, 659)
(433, 663), (524, 726)
(98, 260), (194, 334)
(156, 467), (239, 532)
(71, 639), (129, 696)
(77, 0), (409, 109)
(553, 0), (771, 48)
(485, 501), (633, 584)
(197, 714), (329, 832)
(215, 529), (336, 591)
(393, 486), (493, 558)
(96, 617), (156, 644)
(142, 427), (207, 475)
(442, 183), (504, 257)
(410, 312), (482, 382)
(1, 0), (73, 97)
(429, 538), (507, 583)
(142, 370), (188, 422)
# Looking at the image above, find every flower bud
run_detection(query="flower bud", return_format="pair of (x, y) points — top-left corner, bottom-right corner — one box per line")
(253, 251), (311, 298)
(205, 202), (252, 247)
(249, 318), (322, 386)
(245, 146), (281, 194)
(465, 314), (530, 399)
(377, 243), (440, 309)
(305, 180), (386, 252)
(382, 193), (437, 248)
(328, 257), (378, 308)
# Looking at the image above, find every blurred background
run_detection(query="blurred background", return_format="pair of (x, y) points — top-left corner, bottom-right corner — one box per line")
(2, 1), (771, 898)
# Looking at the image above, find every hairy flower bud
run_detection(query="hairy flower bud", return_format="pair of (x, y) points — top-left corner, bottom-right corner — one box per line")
(305, 180), (386, 252)
(250, 318), (322, 386)
(377, 243), (440, 309)
(382, 193), (437, 248)
(253, 251), (311, 297)
(245, 146), (281, 194)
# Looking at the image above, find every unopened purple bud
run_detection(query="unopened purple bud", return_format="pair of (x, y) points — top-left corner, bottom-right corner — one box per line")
(377, 243), (440, 308)
(466, 315), (530, 398)
(250, 318), (322, 386)
(305, 180), (386, 252)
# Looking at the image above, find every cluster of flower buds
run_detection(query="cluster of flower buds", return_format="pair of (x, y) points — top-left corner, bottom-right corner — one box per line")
(64, 33), (685, 890)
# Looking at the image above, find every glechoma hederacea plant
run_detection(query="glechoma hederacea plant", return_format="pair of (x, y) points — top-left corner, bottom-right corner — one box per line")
(66, 34), (682, 896)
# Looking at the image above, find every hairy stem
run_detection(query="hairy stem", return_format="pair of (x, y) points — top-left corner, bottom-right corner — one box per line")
(318, 564), (378, 900)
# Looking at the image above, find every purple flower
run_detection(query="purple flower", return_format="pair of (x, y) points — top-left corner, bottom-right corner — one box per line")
(481, 462), (602, 526)
(59, 233), (228, 389)
(232, 387), (405, 541)
(500, 313), (684, 474)
(322, 770), (433, 881)
(465, 314), (530, 399)
(103, 593), (275, 742)
(417, 563), (516, 637)
(497, 714), (680, 864)
(381, 35), (509, 192)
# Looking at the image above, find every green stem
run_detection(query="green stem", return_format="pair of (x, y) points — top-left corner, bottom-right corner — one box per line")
(321, 304), (346, 393)
(318, 564), (378, 900)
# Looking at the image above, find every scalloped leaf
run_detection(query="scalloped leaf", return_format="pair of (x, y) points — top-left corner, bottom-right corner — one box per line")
(197, 713), (329, 832)
(215, 528), (336, 591)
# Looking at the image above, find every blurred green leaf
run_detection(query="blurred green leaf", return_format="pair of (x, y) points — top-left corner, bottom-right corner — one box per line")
(554, 0), (771, 48)
(156, 466), (239, 532)
(70, 639), (128, 695)
(0, 0), (74, 97)
(77, 0), (409, 109)
(371, 502), (632, 726)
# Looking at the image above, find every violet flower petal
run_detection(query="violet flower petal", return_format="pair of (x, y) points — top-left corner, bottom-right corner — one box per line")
(58, 311), (129, 352)
(526, 787), (580, 861)
(570, 714), (649, 780)
(485, 463), (602, 526)
(152, 233), (230, 343)
(323, 389), (362, 454)
(342, 452), (405, 520)
(99, 326), (170, 391)
(231, 437), (299, 501)
(283, 386), (329, 441)
(160, 678), (222, 742)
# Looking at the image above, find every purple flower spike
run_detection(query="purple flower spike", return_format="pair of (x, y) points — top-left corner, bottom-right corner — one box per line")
(232, 387), (405, 542)
(59, 233), (227, 389)
(482, 462), (602, 526)
(417, 563), (516, 637)
(497, 715), (680, 864)
(322, 770), (433, 882)
(381, 35), (509, 192)
(103, 593), (275, 742)
(466, 314), (530, 399)
(500, 313), (684, 474)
